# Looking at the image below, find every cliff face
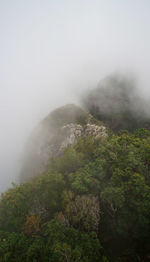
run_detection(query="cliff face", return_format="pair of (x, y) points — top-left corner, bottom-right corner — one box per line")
(20, 104), (107, 182)
(60, 123), (106, 152)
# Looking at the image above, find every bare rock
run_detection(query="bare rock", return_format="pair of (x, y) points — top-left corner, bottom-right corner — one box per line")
(20, 104), (107, 182)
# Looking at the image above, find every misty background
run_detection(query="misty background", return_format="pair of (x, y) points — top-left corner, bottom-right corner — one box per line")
(0, 0), (150, 192)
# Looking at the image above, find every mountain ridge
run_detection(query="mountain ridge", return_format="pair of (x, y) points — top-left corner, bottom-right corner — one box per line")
(20, 104), (107, 182)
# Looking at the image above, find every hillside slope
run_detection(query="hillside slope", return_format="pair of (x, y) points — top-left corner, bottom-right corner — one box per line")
(1, 78), (150, 261)
(20, 104), (107, 182)
(1, 128), (150, 261)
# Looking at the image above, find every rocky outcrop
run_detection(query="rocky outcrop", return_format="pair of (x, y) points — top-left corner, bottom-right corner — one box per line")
(20, 104), (107, 182)
(60, 123), (106, 152)
(84, 124), (106, 138)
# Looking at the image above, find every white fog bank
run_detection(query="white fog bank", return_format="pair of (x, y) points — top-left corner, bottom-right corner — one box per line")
(0, 0), (150, 192)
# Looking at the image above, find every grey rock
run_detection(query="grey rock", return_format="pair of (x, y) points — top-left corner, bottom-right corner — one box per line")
(20, 104), (107, 182)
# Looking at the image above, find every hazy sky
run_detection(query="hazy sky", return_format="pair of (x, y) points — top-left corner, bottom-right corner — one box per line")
(0, 0), (150, 192)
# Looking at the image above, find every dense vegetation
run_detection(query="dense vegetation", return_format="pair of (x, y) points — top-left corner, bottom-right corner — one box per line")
(1, 128), (150, 261)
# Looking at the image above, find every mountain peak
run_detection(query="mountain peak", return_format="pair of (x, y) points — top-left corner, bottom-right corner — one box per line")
(20, 104), (107, 182)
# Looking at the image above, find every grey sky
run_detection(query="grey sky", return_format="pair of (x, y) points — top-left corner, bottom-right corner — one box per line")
(0, 0), (150, 191)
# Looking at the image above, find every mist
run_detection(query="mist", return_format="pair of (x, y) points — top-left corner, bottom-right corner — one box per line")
(0, 0), (150, 192)
(83, 74), (150, 132)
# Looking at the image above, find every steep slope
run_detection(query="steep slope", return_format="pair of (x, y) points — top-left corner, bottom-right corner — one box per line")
(1, 128), (150, 261)
(1, 75), (150, 261)
(20, 104), (107, 182)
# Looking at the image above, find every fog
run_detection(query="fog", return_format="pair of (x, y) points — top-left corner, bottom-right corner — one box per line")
(0, 0), (150, 192)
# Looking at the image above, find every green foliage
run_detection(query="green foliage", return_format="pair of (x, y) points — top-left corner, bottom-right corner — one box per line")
(0, 231), (29, 262)
(1, 129), (150, 261)
(0, 220), (102, 262)
(44, 219), (102, 262)
(50, 147), (84, 174)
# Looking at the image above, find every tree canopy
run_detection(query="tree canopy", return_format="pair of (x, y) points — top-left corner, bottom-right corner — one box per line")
(0, 128), (150, 261)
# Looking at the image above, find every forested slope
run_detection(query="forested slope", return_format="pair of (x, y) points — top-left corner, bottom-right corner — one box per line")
(0, 128), (150, 261)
